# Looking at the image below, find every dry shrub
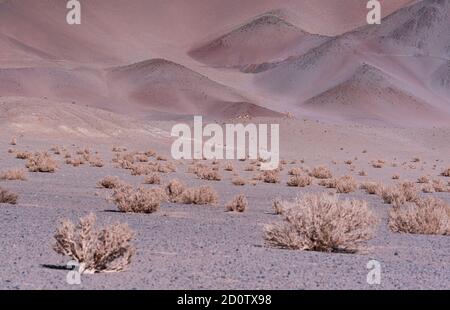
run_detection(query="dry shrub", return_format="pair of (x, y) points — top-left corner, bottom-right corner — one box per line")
(112, 146), (127, 152)
(145, 149), (156, 157)
(0, 187), (18, 204)
(389, 197), (450, 235)
(309, 166), (332, 179)
(392, 174), (400, 180)
(196, 168), (222, 181)
(244, 165), (255, 171)
(0, 169), (27, 181)
(180, 186), (218, 205)
(272, 198), (284, 215)
(157, 162), (176, 173)
(66, 157), (85, 167)
(225, 194), (247, 212)
(89, 157), (104, 168)
(442, 167), (450, 177)
(130, 163), (158, 176)
(53, 213), (135, 273)
(264, 193), (377, 253)
(417, 176), (430, 184)
(165, 179), (186, 202)
(335, 176), (357, 193)
(344, 160), (353, 165)
(287, 175), (312, 187)
(319, 176), (357, 193)
(98, 176), (123, 189)
(421, 184), (434, 193)
(112, 185), (166, 213)
(135, 154), (148, 163)
(432, 179), (448, 192)
(156, 155), (168, 161)
(381, 182), (418, 207)
(224, 162), (234, 171)
(259, 170), (280, 184)
(16, 151), (32, 160)
(232, 177), (247, 186)
(288, 167), (303, 176)
(412, 157), (421, 163)
(144, 173), (161, 185)
(359, 170), (368, 177)
(360, 182), (382, 195)
(26, 152), (57, 172)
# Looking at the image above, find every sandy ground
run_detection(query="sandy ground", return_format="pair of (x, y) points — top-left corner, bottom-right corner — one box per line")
(0, 114), (449, 290)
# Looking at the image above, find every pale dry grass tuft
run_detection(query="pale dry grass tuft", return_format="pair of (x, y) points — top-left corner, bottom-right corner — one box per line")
(0, 169), (27, 181)
(165, 179), (186, 202)
(442, 167), (450, 177)
(144, 173), (161, 185)
(264, 193), (377, 253)
(287, 175), (313, 187)
(381, 182), (418, 207)
(53, 213), (135, 273)
(98, 176), (123, 189)
(0, 187), (18, 204)
(26, 152), (57, 173)
(309, 166), (332, 179)
(180, 186), (218, 205)
(224, 162), (234, 171)
(225, 194), (248, 212)
(259, 170), (280, 184)
(232, 177), (247, 186)
(112, 185), (166, 213)
(389, 197), (450, 235)
(16, 151), (32, 160)
(319, 175), (357, 193)
(360, 182), (383, 195)
(417, 176), (430, 184)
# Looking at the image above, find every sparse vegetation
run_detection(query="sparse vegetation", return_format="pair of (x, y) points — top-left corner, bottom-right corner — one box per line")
(309, 166), (332, 179)
(232, 177), (247, 186)
(381, 182), (418, 207)
(389, 197), (450, 235)
(53, 213), (135, 273)
(224, 162), (234, 171)
(319, 175), (357, 193)
(264, 193), (377, 253)
(417, 176), (430, 184)
(0, 169), (27, 181)
(98, 176), (123, 189)
(259, 170), (280, 184)
(225, 194), (247, 212)
(287, 175), (313, 187)
(360, 182), (382, 195)
(442, 167), (450, 177)
(112, 185), (166, 213)
(180, 186), (218, 205)
(165, 179), (186, 202)
(26, 152), (57, 173)
(144, 173), (161, 185)
(0, 187), (18, 204)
